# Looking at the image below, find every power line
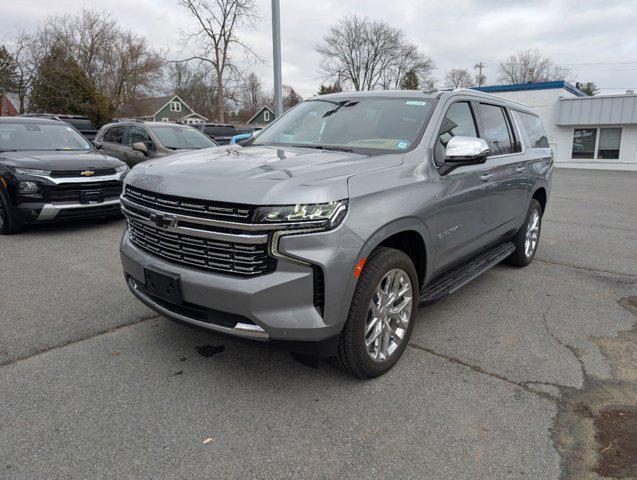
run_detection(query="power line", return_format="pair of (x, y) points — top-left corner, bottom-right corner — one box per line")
(559, 60), (637, 66)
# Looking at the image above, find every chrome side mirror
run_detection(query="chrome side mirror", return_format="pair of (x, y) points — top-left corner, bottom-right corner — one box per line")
(444, 136), (490, 163)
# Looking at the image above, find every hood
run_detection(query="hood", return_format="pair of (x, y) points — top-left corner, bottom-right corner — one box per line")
(0, 150), (124, 171)
(124, 145), (403, 204)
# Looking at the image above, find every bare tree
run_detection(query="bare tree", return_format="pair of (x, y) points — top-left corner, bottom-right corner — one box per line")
(282, 85), (302, 110)
(498, 49), (571, 84)
(445, 68), (473, 89)
(168, 61), (219, 120)
(4, 31), (38, 112)
(178, 0), (260, 122)
(316, 15), (434, 91)
(241, 72), (263, 114)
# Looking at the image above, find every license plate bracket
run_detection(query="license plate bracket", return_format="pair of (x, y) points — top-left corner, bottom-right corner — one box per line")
(144, 267), (182, 304)
(80, 191), (103, 205)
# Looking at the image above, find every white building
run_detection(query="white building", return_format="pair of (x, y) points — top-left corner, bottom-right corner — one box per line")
(474, 82), (637, 168)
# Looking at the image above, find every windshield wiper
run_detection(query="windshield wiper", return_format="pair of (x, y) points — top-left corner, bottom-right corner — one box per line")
(288, 144), (354, 153)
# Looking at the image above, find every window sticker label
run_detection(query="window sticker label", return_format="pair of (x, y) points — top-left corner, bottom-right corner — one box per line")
(405, 100), (427, 106)
(396, 140), (410, 149)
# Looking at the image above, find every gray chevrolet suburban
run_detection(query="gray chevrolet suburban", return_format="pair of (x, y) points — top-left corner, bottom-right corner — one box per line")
(120, 89), (552, 378)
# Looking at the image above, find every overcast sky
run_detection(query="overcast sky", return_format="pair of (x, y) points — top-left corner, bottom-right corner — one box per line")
(1, 0), (636, 97)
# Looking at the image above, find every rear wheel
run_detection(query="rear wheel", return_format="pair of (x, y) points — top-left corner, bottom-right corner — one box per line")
(0, 191), (22, 235)
(331, 247), (418, 378)
(506, 199), (542, 267)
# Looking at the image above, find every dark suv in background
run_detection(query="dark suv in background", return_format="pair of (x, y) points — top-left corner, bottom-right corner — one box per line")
(94, 121), (217, 167)
(193, 123), (237, 145)
(0, 117), (128, 234)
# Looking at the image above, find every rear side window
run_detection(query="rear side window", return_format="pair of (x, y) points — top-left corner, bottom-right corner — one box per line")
(517, 112), (549, 148)
(103, 126), (125, 144)
(436, 101), (478, 162)
(478, 103), (518, 155)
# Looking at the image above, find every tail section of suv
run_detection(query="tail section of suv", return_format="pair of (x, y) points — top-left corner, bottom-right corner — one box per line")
(120, 89), (552, 377)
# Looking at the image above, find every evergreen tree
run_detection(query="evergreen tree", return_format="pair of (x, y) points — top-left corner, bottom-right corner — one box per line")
(575, 82), (599, 96)
(399, 70), (420, 90)
(0, 45), (17, 92)
(29, 46), (112, 126)
(317, 83), (343, 95)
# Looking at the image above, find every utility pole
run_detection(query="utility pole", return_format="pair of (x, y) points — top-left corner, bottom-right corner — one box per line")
(271, 0), (283, 118)
(473, 61), (486, 86)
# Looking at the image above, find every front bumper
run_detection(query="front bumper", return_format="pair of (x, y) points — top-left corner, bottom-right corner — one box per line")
(14, 198), (122, 223)
(120, 218), (364, 349)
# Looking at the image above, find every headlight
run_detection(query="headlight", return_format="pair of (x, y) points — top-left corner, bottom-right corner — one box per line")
(19, 181), (40, 194)
(115, 164), (129, 173)
(254, 200), (348, 229)
(12, 167), (51, 176)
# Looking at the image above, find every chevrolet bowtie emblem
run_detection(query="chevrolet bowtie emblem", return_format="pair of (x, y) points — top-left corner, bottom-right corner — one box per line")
(150, 213), (178, 229)
(80, 170), (95, 177)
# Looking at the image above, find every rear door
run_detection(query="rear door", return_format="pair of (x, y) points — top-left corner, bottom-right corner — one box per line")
(100, 125), (128, 162)
(475, 103), (528, 239)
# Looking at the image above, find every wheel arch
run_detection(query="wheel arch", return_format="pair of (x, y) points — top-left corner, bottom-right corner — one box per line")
(356, 217), (432, 290)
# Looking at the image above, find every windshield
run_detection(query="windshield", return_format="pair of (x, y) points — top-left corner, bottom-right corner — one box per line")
(150, 125), (217, 150)
(253, 97), (435, 152)
(0, 122), (92, 152)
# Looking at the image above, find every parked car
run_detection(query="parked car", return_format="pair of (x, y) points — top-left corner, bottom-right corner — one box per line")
(119, 89), (552, 378)
(20, 114), (99, 140)
(193, 123), (237, 145)
(0, 117), (128, 234)
(94, 121), (217, 167)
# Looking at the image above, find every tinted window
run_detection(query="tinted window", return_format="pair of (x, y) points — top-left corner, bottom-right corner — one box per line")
(597, 128), (621, 159)
(255, 98), (434, 152)
(104, 125), (126, 144)
(437, 102), (478, 160)
(478, 103), (516, 155)
(204, 125), (236, 137)
(517, 112), (548, 148)
(149, 125), (216, 149)
(0, 122), (91, 152)
(62, 118), (96, 131)
(128, 126), (156, 151)
(572, 129), (596, 159)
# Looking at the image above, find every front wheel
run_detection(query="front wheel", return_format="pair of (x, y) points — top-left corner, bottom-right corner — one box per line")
(0, 191), (22, 235)
(331, 247), (418, 378)
(506, 199), (542, 267)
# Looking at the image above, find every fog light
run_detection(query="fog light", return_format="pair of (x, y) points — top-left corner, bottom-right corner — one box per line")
(19, 181), (40, 194)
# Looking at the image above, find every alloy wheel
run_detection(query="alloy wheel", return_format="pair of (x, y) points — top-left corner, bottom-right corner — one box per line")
(524, 209), (540, 257)
(365, 268), (413, 362)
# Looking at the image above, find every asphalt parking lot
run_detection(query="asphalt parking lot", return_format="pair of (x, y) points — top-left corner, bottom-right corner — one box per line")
(1, 168), (635, 479)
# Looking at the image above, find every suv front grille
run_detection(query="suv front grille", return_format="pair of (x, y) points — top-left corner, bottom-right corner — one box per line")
(127, 218), (275, 276)
(48, 180), (122, 202)
(50, 169), (116, 178)
(125, 185), (255, 222)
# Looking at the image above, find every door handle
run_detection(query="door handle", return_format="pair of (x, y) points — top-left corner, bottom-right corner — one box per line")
(515, 167), (526, 174)
(479, 173), (493, 182)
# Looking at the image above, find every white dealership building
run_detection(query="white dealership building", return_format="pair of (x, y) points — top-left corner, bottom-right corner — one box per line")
(474, 82), (637, 168)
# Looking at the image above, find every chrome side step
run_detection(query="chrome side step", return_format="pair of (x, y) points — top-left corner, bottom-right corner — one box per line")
(419, 242), (516, 305)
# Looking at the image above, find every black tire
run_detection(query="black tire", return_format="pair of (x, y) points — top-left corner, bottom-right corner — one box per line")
(331, 247), (418, 378)
(0, 190), (22, 235)
(506, 199), (542, 267)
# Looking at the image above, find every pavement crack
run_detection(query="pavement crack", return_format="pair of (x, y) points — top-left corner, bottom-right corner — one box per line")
(535, 259), (636, 283)
(0, 314), (161, 368)
(407, 342), (560, 402)
(541, 313), (587, 381)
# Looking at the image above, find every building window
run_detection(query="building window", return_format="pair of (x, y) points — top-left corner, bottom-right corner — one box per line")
(161, 117), (169, 122)
(572, 129), (596, 159)
(263, 110), (270, 122)
(597, 128), (621, 159)
(170, 101), (181, 112)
